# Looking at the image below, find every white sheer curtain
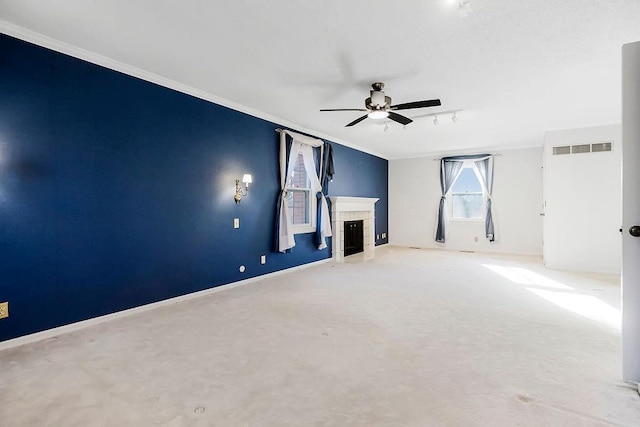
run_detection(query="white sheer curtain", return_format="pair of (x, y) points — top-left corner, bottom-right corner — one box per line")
(276, 131), (297, 252)
(474, 156), (495, 241)
(299, 143), (332, 249)
(435, 159), (464, 243)
(276, 130), (332, 252)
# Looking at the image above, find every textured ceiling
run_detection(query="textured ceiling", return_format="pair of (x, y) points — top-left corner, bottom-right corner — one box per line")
(1, 0), (639, 159)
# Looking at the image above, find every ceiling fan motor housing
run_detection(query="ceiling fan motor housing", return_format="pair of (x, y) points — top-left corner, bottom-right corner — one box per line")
(319, 81), (441, 127)
(367, 91), (391, 110)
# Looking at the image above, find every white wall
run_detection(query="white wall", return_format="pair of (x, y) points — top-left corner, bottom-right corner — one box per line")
(389, 147), (543, 255)
(543, 125), (621, 274)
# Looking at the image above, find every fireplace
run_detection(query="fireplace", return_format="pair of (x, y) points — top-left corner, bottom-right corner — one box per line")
(344, 220), (364, 256)
(329, 197), (379, 262)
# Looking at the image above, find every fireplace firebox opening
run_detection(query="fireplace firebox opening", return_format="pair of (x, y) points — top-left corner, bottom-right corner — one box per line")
(344, 220), (364, 257)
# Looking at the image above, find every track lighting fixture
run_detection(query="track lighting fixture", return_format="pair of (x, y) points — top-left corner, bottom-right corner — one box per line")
(413, 109), (463, 126)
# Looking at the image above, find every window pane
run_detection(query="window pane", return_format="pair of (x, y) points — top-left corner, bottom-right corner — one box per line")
(285, 153), (313, 229)
(286, 190), (309, 225)
(452, 194), (483, 219)
(289, 153), (310, 189)
(452, 167), (482, 193)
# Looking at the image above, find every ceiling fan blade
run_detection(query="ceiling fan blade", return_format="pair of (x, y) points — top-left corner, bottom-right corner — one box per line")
(387, 111), (413, 126)
(320, 108), (367, 112)
(390, 99), (441, 110)
(345, 115), (369, 127)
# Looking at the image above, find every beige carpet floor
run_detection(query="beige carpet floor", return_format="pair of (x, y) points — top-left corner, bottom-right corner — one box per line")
(1, 246), (639, 426)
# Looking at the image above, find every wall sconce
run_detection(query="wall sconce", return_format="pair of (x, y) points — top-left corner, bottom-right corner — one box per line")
(234, 174), (252, 204)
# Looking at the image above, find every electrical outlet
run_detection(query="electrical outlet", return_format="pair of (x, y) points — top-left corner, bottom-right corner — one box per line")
(474, 236), (479, 242)
(0, 302), (8, 319)
(260, 255), (266, 264)
(233, 218), (239, 229)
(382, 232), (386, 239)
(376, 234), (380, 240)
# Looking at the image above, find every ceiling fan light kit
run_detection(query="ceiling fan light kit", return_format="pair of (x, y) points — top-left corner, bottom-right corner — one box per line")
(320, 82), (441, 127)
(368, 110), (389, 120)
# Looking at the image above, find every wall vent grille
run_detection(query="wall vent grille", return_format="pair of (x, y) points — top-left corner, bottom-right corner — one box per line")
(553, 146), (571, 155)
(592, 142), (612, 152)
(552, 142), (613, 156)
(572, 144), (591, 154)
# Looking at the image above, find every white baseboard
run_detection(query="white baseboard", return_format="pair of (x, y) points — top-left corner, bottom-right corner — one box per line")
(0, 258), (331, 352)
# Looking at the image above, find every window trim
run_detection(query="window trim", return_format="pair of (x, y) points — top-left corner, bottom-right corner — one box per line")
(448, 162), (486, 222)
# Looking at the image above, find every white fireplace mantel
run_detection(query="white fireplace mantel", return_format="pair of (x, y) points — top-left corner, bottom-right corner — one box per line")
(329, 197), (379, 262)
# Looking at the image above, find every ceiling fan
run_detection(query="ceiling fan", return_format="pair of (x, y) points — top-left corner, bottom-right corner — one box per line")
(320, 82), (441, 127)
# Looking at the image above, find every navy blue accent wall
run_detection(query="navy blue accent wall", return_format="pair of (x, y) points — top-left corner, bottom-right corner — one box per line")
(328, 144), (389, 246)
(0, 34), (388, 342)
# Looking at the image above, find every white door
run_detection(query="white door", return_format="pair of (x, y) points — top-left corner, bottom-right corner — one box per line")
(622, 41), (640, 383)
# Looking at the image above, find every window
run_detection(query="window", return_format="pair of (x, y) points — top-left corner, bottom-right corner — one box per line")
(285, 153), (316, 233)
(450, 165), (484, 220)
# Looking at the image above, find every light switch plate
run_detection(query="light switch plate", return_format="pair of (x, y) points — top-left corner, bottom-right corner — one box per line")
(260, 255), (266, 264)
(233, 218), (239, 228)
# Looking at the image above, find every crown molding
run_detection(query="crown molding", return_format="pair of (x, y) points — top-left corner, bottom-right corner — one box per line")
(0, 20), (387, 160)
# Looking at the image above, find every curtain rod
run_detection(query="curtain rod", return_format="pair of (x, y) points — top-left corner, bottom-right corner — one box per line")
(431, 153), (502, 161)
